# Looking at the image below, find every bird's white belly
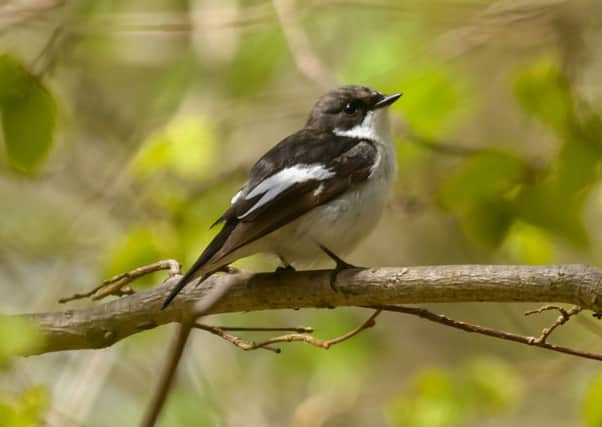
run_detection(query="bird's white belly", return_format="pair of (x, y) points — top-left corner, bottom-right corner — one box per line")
(265, 159), (394, 265)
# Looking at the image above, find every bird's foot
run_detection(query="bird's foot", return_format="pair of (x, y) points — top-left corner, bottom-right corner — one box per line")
(318, 244), (362, 293)
(276, 255), (295, 273)
(275, 264), (296, 273)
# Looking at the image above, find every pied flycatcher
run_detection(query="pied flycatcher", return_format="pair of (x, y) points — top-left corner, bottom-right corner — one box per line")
(162, 85), (401, 308)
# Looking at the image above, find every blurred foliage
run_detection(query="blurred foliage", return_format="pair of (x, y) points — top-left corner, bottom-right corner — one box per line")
(513, 55), (574, 137)
(387, 357), (523, 427)
(439, 150), (528, 248)
(0, 317), (46, 426)
(500, 221), (554, 264)
(398, 67), (469, 140)
(131, 115), (217, 181)
(512, 56), (602, 247)
(102, 225), (173, 284)
(160, 388), (213, 427)
(0, 317), (43, 368)
(225, 28), (289, 98)
(439, 54), (602, 250)
(1, 0), (602, 426)
(583, 371), (602, 427)
(0, 55), (56, 175)
(0, 386), (49, 427)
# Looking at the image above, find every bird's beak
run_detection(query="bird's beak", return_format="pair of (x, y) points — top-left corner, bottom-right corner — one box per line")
(373, 92), (402, 109)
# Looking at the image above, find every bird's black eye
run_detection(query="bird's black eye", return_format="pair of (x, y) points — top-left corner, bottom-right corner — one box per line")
(343, 101), (360, 114)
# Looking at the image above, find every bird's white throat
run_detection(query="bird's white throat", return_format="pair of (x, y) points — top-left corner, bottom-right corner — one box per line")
(333, 109), (392, 145)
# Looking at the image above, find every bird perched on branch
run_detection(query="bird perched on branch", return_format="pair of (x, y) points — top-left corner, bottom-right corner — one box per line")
(162, 85), (401, 308)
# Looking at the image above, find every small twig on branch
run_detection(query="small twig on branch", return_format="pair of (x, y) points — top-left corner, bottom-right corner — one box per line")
(140, 322), (192, 427)
(59, 259), (181, 303)
(194, 323), (281, 353)
(524, 304), (582, 344)
(373, 305), (602, 362)
(192, 324), (315, 354)
(31, 25), (66, 77)
(0, 0), (65, 34)
(194, 310), (381, 353)
(217, 326), (314, 333)
(404, 131), (480, 156)
(273, 0), (335, 88)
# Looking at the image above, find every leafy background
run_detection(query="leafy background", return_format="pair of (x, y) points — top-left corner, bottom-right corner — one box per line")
(2, 0), (602, 426)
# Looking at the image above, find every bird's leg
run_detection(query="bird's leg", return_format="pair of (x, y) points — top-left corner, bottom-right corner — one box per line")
(318, 244), (361, 292)
(275, 254), (296, 273)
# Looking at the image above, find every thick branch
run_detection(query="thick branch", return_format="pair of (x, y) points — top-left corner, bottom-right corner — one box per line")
(15, 264), (602, 355)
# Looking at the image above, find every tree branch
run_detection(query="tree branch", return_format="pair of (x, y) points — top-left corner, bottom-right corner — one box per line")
(14, 264), (602, 355)
(140, 323), (192, 427)
(194, 309), (380, 353)
(373, 305), (602, 362)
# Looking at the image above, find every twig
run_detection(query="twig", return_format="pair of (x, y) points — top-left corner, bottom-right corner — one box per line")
(59, 259), (181, 303)
(402, 129), (481, 157)
(31, 25), (65, 77)
(192, 324), (315, 354)
(217, 326), (313, 333)
(194, 323), (281, 353)
(140, 323), (192, 427)
(194, 310), (381, 353)
(524, 304), (582, 344)
(373, 305), (602, 362)
(0, 0), (65, 34)
(272, 0), (335, 88)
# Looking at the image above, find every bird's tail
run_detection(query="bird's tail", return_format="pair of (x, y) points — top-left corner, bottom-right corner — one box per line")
(161, 221), (236, 309)
(161, 269), (209, 309)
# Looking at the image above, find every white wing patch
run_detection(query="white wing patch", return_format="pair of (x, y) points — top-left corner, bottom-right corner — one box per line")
(238, 164), (334, 219)
(313, 183), (325, 196)
(231, 188), (244, 204)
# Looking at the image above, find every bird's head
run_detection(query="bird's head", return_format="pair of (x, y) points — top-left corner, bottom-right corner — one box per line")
(306, 85), (401, 140)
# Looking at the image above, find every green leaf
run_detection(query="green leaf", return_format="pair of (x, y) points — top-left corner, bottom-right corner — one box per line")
(501, 221), (553, 264)
(103, 226), (174, 285)
(583, 371), (602, 427)
(513, 55), (574, 136)
(0, 386), (49, 427)
(438, 151), (528, 248)
(514, 181), (589, 247)
(131, 115), (217, 180)
(338, 25), (424, 88)
(387, 358), (523, 427)
(0, 317), (44, 367)
(0, 55), (56, 174)
(225, 29), (288, 98)
(388, 368), (463, 427)
(461, 357), (523, 413)
(0, 55), (29, 102)
(439, 151), (527, 214)
(160, 387), (214, 427)
(512, 56), (602, 247)
(398, 67), (469, 139)
(461, 200), (514, 248)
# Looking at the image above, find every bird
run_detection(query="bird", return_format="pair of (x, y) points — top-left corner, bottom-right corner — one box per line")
(162, 85), (401, 309)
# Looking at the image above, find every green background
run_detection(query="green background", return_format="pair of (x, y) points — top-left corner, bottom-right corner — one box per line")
(2, 0), (602, 426)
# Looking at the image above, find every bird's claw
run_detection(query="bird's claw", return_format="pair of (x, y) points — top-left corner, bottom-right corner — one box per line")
(276, 265), (296, 273)
(329, 259), (360, 293)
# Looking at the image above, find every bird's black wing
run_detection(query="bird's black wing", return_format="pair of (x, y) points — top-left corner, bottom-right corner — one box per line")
(162, 129), (377, 308)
